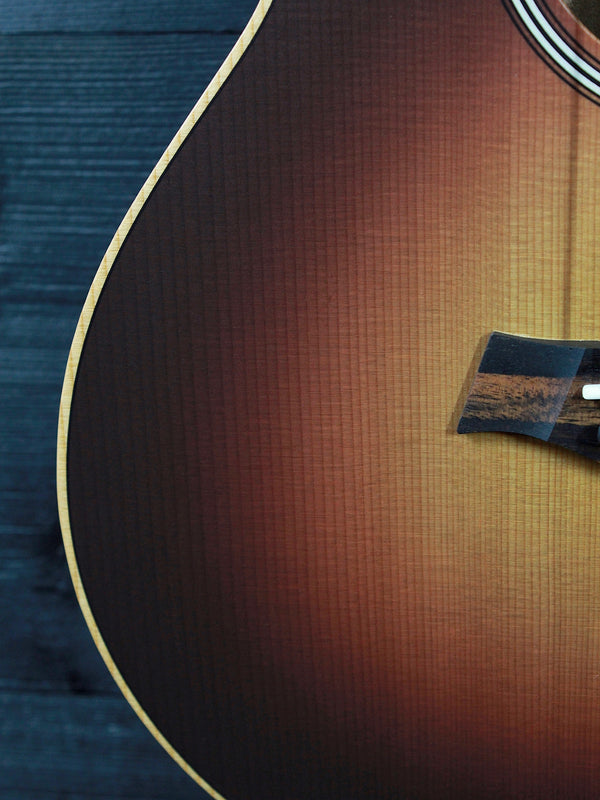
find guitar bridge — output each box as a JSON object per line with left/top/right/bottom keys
{"left": 458, "top": 332, "right": 600, "bottom": 461}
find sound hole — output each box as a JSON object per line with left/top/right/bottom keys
{"left": 565, "top": 0, "right": 600, "bottom": 39}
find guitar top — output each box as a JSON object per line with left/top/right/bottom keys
{"left": 58, "top": 1, "right": 600, "bottom": 797}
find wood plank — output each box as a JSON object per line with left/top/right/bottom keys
{"left": 0, "top": 690, "right": 201, "bottom": 798}
{"left": 0, "top": 0, "right": 256, "bottom": 34}
{"left": 0, "top": 528, "right": 114, "bottom": 693}
{"left": 0, "top": 32, "right": 244, "bottom": 282}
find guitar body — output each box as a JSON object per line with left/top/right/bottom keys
{"left": 58, "top": 1, "right": 600, "bottom": 797}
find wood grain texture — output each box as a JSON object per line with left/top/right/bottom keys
{"left": 0, "top": 0, "right": 251, "bottom": 33}
{"left": 0, "top": 690, "right": 202, "bottom": 799}
{"left": 462, "top": 373, "right": 572, "bottom": 422}
{"left": 59, "top": 1, "right": 600, "bottom": 799}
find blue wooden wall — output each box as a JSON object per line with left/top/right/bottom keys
{"left": 0, "top": 1, "right": 256, "bottom": 796}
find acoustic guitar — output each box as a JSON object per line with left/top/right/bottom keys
{"left": 57, "top": 0, "right": 600, "bottom": 797}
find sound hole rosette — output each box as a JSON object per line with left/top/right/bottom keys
{"left": 506, "top": 0, "right": 600, "bottom": 101}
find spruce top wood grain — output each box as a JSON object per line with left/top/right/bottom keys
{"left": 58, "top": 1, "right": 600, "bottom": 798}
